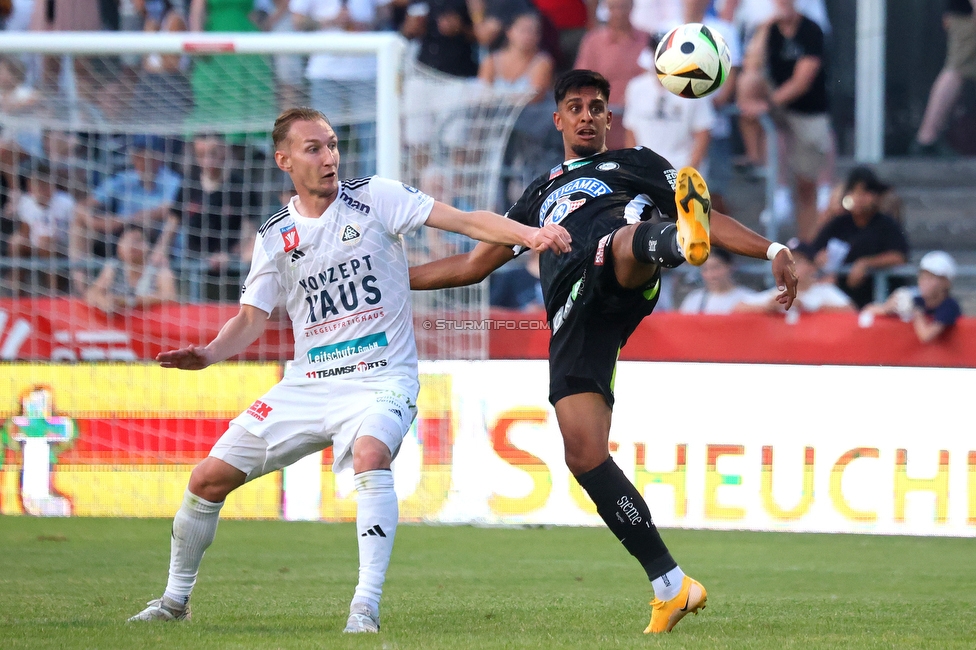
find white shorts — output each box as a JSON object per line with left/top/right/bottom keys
{"left": 212, "top": 376, "right": 418, "bottom": 481}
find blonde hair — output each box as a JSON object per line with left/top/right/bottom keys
{"left": 272, "top": 107, "right": 331, "bottom": 150}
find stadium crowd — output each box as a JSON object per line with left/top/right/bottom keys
{"left": 0, "top": 0, "right": 968, "bottom": 340}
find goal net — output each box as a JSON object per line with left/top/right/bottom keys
{"left": 0, "top": 32, "right": 532, "bottom": 518}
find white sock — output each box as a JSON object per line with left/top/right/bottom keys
{"left": 163, "top": 489, "right": 223, "bottom": 606}
{"left": 651, "top": 566, "right": 686, "bottom": 602}
{"left": 353, "top": 469, "right": 398, "bottom": 608}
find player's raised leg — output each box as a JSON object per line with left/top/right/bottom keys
{"left": 608, "top": 167, "right": 713, "bottom": 290}
{"left": 127, "top": 448, "right": 247, "bottom": 622}
{"left": 554, "top": 393, "right": 706, "bottom": 634}
{"left": 343, "top": 411, "right": 410, "bottom": 634}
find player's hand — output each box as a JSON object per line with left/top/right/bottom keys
{"left": 530, "top": 223, "right": 572, "bottom": 255}
{"left": 772, "top": 248, "right": 798, "bottom": 310}
{"left": 157, "top": 344, "right": 213, "bottom": 370}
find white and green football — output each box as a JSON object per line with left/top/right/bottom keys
{"left": 654, "top": 23, "right": 732, "bottom": 99}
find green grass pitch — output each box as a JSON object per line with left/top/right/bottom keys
{"left": 1, "top": 517, "right": 974, "bottom": 649}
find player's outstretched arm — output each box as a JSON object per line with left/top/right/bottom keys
{"left": 410, "top": 241, "right": 517, "bottom": 291}
{"left": 424, "top": 201, "right": 572, "bottom": 254}
{"left": 710, "top": 210, "right": 799, "bottom": 309}
{"left": 156, "top": 304, "right": 270, "bottom": 370}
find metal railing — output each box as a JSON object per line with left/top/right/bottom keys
{"left": 732, "top": 260, "right": 975, "bottom": 304}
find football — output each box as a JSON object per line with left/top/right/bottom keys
{"left": 654, "top": 23, "right": 732, "bottom": 99}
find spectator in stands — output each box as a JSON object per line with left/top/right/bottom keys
{"left": 860, "top": 251, "right": 961, "bottom": 343}
{"left": 131, "top": 1, "right": 194, "bottom": 123}
{"left": 2, "top": 0, "right": 34, "bottom": 32}
{"left": 679, "top": 248, "right": 758, "bottom": 314}
{"left": 469, "top": 0, "right": 559, "bottom": 59}
{"left": 815, "top": 172, "right": 904, "bottom": 236}
{"left": 910, "top": 0, "right": 976, "bottom": 156}
{"left": 684, "top": 0, "right": 741, "bottom": 215}
{"left": 722, "top": 0, "right": 831, "bottom": 41}
{"left": 623, "top": 33, "right": 715, "bottom": 171}
{"left": 479, "top": 11, "right": 557, "bottom": 188}
{"left": 489, "top": 250, "right": 543, "bottom": 310}
{"left": 736, "top": 239, "right": 853, "bottom": 314}
{"left": 85, "top": 224, "right": 178, "bottom": 313}
{"left": 292, "top": 0, "right": 390, "bottom": 177}
{"left": 0, "top": 55, "right": 42, "bottom": 194}
{"left": 737, "top": 0, "right": 833, "bottom": 243}
{"left": 573, "top": 0, "right": 647, "bottom": 151}
{"left": 29, "top": 0, "right": 106, "bottom": 92}
{"left": 401, "top": 0, "right": 480, "bottom": 167}
{"left": 254, "top": 0, "right": 303, "bottom": 109}
{"left": 69, "top": 134, "right": 182, "bottom": 292}
{"left": 7, "top": 159, "right": 75, "bottom": 295}
{"left": 187, "top": 0, "right": 276, "bottom": 143}
{"left": 629, "top": 0, "right": 682, "bottom": 37}
{"left": 402, "top": 0, "right": 479, "bottom": 78}
{"left": 811, "top": 166, "right": 909, "bottom": 309}
{"left": 157, "top": 132, "right": 262, "bottom": 301}
{"left": 478, "top": 11, "right": 554, "bottom": 102}
{"left": 532, "top": 0, "right": 596, "bottom": 70}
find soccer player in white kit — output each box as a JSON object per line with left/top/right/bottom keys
{"left": 128, "top": 107, "right": 571, "bottom": 632}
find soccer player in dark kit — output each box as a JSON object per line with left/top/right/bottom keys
{"left": 410, "top": 69, "right": 799, "bottom": 633}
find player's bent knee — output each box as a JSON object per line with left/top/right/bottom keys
{"left": 352, "top": 435, "right": 394, "bottom": 472}
{"left": 565, "top": 444, "right": 609, "bottom": 476}
{"left": 188, "top": 457, "right": 246, "bottom": 503}
{"left": 351, "top": 413, "right": 403, "bottom": 472}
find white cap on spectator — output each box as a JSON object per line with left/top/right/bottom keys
{"left": 919, "top": 251, "right": 957, "bottom": 280}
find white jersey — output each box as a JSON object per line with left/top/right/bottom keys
{"left": 241, "top": 176, "right": 434, "bottom": 384}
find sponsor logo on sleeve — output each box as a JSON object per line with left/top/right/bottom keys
{"left": 596, "top": 162, "right": 619, "bottom": 171}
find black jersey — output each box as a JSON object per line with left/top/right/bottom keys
{"left": 505, "top": 147, "right": 679, "bottom": 317}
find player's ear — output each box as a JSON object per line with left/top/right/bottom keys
{"left": 274, "top": 150, "right": 291, "bottom": 173}
{"left": 606, "top": 108, "right": 612, "bottom": 131}
{"left": 553, "top": 111, "right": 563, "bottom": 133}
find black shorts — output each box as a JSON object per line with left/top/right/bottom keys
{"left": 547, "top": 229, "right": 661, "bottom": 408}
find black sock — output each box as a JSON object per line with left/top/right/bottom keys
{"left": 631, "top": 221, "right": 684, "bottom": 268}
{"left": 575, "top": 457, "right": 677, "bottom": 580}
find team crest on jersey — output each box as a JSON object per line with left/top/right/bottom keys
{"left": 548, "top": 197, "right": 587, "bottom": 225}
{"left": 341, "top": 223, "right": 362, "bottom": 245}
{"left": 539, "top": 177, "right": 611, "bottom": 226}
{"left": 280, "top": 223, "right": 300, "bottom": 252}
{"left": 596, "top": 162, "right": 619, "bottom": 171}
